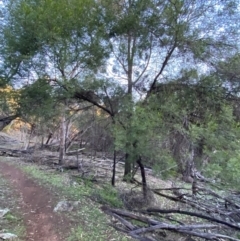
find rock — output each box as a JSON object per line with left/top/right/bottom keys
{"left": 0, "top": 233, "right": 18, "bottom": 240}
{"left": 53, "top": 201, "right": 80, "bottom": 212}
{"left": 0, "top": 209, "right": 10, "bottom": 218}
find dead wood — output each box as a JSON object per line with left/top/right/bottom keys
{"left": 152, "top": 189, "right": 233, "bottom": 216}
{"left": 101, "top": 206, "right": 159, "bottom": 225}
{"left": 111, "top": 213, "right": 137, "bottom": 231}
{"left": 103, "top": 206, "right": 240, "bottom": 241}
{"left": 103, "top": 178, "right": 240, "bottom": 241}
{"left": 0, "top": 147, "right": 33, "bottom": 157}
{"left": 65, "top": 148, "right": 85, "bottom": 156}
{"left": 130, "top": 223, "right": 217, "bottom": 235}
{"left": 145, "top": 208, "right": 240, "bottom": 231}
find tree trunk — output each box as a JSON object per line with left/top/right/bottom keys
{"left": 123, "top": 31, "right": 136, "bottom": 180}
{"left": 136, "top": 157, "right": 147, "bottom": 198}
{"left": 182, "top": 148, "right": 195, "bottom": 183}
{"left": 111, "top": 149, "right": 117, "bottom": 186}
{"left": 45, "top": 132, "right": 53, "bottom": 145}
{"left": 59, "top": 113, "right": 66, "bottom": 165}
{"left": 24, "top": 124, "right": 35, "bottom": 150}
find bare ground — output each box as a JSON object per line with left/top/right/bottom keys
{"left": 0, "top": 161, "right": 70, "bottom": 241}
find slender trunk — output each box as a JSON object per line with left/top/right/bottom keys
{"left": 41, "top": 136, "right": 44, "bottom": 148}
{"left": 66, "top": 130, "right": 83, "bottom": 152}
{"left": 123, "top": 32, "right": 136, "bottom": 179}
{"left": 127, "top": 34, "right": 133, "bottom": 95}
{"left": 59, "top": 114, "right": 66, "bottom": 165}
{"left": 182, "top": 147, "right": 195, "bottom": 183}
{"left": 25, "top": 124, "right": 35, "bottom": 150}
{"left": 45, "top": 132, "right": 53, "bottom": 145}
{"left": 136, "top": 157, "right": 147, "bottom": 198}
{"left": 111, "top": 149, "right": 117, "bottom": 186}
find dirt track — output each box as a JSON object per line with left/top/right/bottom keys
{"left": 0, "top": 161, "right": 69, "bottom": 241}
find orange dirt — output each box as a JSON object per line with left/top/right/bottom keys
{"left": 0, "top": 161, "right": 70, "bottom": 241}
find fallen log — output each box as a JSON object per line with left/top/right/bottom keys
{"left": 104, "top": 206, "right": 240, "bottom": 241}
{"left": 152, "top": 189, "right": 230, "bottom": 216}
{"left": 145, "top": 208, "right": 240, "bottom": 231}
{"left": 0, "top": 147, "right": 33, "bottom": 157}
{"left": 65, "top": 148, "right": 85, "bottom": 156}
{"left": 101, "top": 206, "right": 159, "bottom": 226}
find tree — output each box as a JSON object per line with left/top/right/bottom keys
{"left": 98, "top": 0, "right": 240, "bottom": 178}
{"left": 150, "top": 70, "right": 240, "bottom": 180}
{"left": 0, "top": 86, "right": 19, "bottom": 131}
{"left": 1, "top": 0, "right": 240, "bottom": 181}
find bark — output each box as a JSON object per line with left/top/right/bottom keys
{"left": 24, "top": 124, "right": 35, "bottom": 150}
{"left": 182, "top": 158, "right": 194, "bottom": 183}
{"left": 104, "top": 207, "right": 240, "bottom": 241}
{"left": 65, "top": 148, "right": 85, "bottom": 156}
{"left": 59, "top": 113, "right": 66, "bottom": 165}
{"left": 0, "top": 147, "right": 33, "bottom": 157}
{"left": 146, "top": 208, "right": 240, "bottom": 231}
{"left": 45, "top": 132, "right": 53, "bottom": 145}
{"left": 111, "top": 149, "right": 117, "bottom": 186}
{"left": 136, "top": 157, "right": 147, "bottom": 198}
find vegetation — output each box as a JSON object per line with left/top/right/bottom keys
{"left": 0, "top": 0, "right": 240, "bottom": 220}
{"left": 1, "top": 0, "right": 239, "bottom": 183}
{"left": 0, "top": 172, "right": 26, "bottom": 240}
{"left": 20, "top": 163, "right": 130, "bottom": 241}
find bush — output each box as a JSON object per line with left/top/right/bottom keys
{"left": 91, "top": 185, "right": 123, "bottom": 208}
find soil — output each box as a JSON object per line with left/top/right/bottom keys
{"left": 0, "top": 161, "right": 70, "bottom": 241}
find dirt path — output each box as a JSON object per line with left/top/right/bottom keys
{"left": 0, "top": 161, "right": 69, "bottom": 241}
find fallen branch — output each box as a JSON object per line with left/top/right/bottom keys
{"left": 104, "top": 206, "right": 240, "bottom": 241}
{"left": 152, "top": 189, "right": 230, "bottom": 216}
{"left": 130, "top": 223, "right": 217, "bottom": 235}
{"left": 0, "top": 147, "right": 33, "bottom": 157}
{"left": 101, "top": 206, "right": 159, "bottom": 225}
{"left": 65, "top": 148, "right": 85, "bottom": 156}
{"left": 145, "top": 208, "right": 240, "bottom": 231}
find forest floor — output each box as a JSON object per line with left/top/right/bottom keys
{"left": 0, "top": 132, "right": 133, "bottom": 241}
{"left": 0, "top": 161, "right": 70, "bottom": 241}
{"left": 1, "top": 131, "right": 240, "bottom": 241}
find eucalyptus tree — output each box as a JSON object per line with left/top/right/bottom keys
{"left": 1, "top": 0, "right": 110, "bottom": 162}
{"left": 98, "top": 0, "right": 240, "bottom": 179}
{"left": 1, "top": 0, "right": 240, "bottom": 179}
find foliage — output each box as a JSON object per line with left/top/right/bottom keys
{"left": 18, "top": 79, "right": 57, "bottom": 121}
{"left": 2, "top": 0, "right": 110, "bottom": 82}
{"left": 204, "top": 148, "right": 240, "bottom": 189}
{"left": 1, "top": 0, "right": 240, "bottom": 181}
{"left": 91, "top": 185, "right": 123, "bottom": 208}
{"left": 152, "top": 150, "right": 177, "bottom": 179}
{"left": 0, "top": 86, "right": 19, "bottom": 116}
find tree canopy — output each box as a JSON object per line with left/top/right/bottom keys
{"left": 1, "top": 0, "right": 240, "bottom": 183}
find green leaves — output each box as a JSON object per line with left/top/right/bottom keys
{"left": 18, "top": 78, "right": 57, "bottom": 122}
{"left": 1, "top": 0, "right": 240, "bottom": 183}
